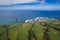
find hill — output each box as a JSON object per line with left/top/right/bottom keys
{"left": 0, "top": 19, "right": 60, "bottom": 40}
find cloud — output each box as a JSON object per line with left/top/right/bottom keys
{"left": 0, "top": 4, "right": 60, "bottom": 10}
{"left": 38, "top": 0, "right": 45, "bottom": 4}
{"left": 0, "top": 0, "right": 11, "bottom": 5}
{"left": 0, "top": 0, "right": 46, "bottom": 5}
{"left": 13, "top": 0, "right": 36, "bottom": 4}
{"left": 0, "top": 0, "right": 36, "bottom": 5}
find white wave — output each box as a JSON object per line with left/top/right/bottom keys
{"left": 25, "top": 19, "right": 34, "bottom": 22}
{"left": 25, "top": 17, "right": 56, "bottom": 22}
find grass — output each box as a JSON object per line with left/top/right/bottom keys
{"left": 0, "top": 33, "right": 7, "bottom": 40}
{"left": 0, "top": 26, "right": 7, "bottom": 40}
{"left": 0, "top": 22, "right": 60, "bottom": 40}
{"left": 48, "top": 28, "right": 60, "bottom": 40}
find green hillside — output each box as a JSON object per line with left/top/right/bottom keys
{"left": 0, "top": 21, "right": 60, "bottom": 40}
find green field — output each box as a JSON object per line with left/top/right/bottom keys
{"left": 0, "top": 22, "right": 60, "bottom": 40}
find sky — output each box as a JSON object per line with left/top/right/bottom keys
{"left": 0, "top": 0, "right": 38, "bottom": 5}
{"left": 0, "top": 0, "right": 60, "bottom": 10}
{"left": 0, "top": 0, "right": 60, "bottom": 5}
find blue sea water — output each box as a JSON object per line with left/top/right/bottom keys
{"left": 0, "top": 10, "right": 60, "bottom": 25}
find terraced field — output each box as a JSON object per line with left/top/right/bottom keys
{"left": 0, "top": 22, "right": 60, "bottom": 40}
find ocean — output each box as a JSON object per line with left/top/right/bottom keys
{"left": 0, "top": 10, "right": 60, "bottom": 25}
